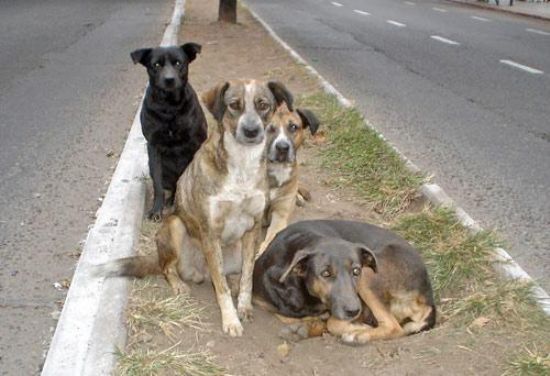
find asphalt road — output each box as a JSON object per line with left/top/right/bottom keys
{"left": 0, "top": 0, "right": 172, "bottom": 374}
{"left": 246, "top": 0, "right": 550, "bottom": 290}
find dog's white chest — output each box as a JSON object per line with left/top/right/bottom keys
{"left": 209, "top": 136, "right": 266, "bottom": 244}
{"left": 268, "top": 164, "right": 292, "bottom": 188}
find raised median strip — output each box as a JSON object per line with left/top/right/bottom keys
{"left": 40, "top": 1, "right": 186, "bottom": 375}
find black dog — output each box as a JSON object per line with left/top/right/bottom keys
{"left": 131, "top": 43, "right": 207, "bottom": 221}
{"left": 253, "top": 220, "right": 435, "bottom": 344}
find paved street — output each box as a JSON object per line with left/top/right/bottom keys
{"left": 0, "top": 0, "right": 172, "bottom": 374}
{"left": 246, "top": 0, "right": 550, "bottom": 290}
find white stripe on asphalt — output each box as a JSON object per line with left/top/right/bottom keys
{"left": 432, "top": 7, "right": 448, "bottom": 12}
{"left": 405, "top": 1, "right": 416, "bottom": 5}
{"left": 499, "top": 60, "right": 544, "bottom": 74}
{"left": 331, "top": 1, "right": 343, "bottom": 6}
{"left": 353, "top": 9, "right": 371, "bottom": 16}
{"left": 387, "top": 20, "right": 407, "bottom": 27}
{"left": 430, "top": 35, "right": 460, "bottom": 45}
{"left": 471, "top": 15, "right": 490, "bottom": 22}
{"left": 526, "top": 28, "right": 550, "bottom": 36}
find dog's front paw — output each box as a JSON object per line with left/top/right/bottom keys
{"left": 237, "top": 304, "right": 254, "bottom": 322}
{"left": 222, "top": 317, "right": 244, "bottom": 337}
{"left": 341, "top": 331, "right": 369, "bottom": 346}
{"left": 170, "top": 280, "right": 190, "bottom": 295}
{"left": 147, "top": 208, "right": 163, "bottom": 222}
{"left": 279, "top": 323, "right": 309, "bottom": 342}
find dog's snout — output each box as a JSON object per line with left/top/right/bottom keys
{"left": 243, "top": 125, "right": 260, "bottom": 139}
{"left": 164, "top": 77, "right": 176, "bottom": 86}
{"left": 275, "top": 141, "right": 290, "bottom": 154}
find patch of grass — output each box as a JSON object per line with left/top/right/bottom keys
{"left": 116, "top": 344, "right": 225, "bottom": 376}
{"left": 392, "top": 207, "right": 498, "bottom": 298}
{"left": 297, "top": 92, "right": 424, "bottom": 217}
{"left": 505, "top": 345, "right": 550, "bottom": 376}
{"left": 128, "top": 281, "right": 206, "bottom": 338}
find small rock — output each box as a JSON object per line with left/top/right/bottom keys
{"left": 206, "top": 340, "right": 216, "bottom": 348}
{"left": 470, "top": 316, "right": 490, "bottom": 329}
{"left": 277, "top": 342, "right": 290, "bottom": 358}
{"left": 50, "top": 310, "right": 61, "bottom": 320}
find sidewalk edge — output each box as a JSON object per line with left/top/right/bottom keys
{"left": 244, "top": 1, "right": 550, "bottom": 316}
{"left": 40, "top": 1, "right": 186, "bottom": 375}
{"left": 445, "top": 0, "right": 550, "bottom": 22}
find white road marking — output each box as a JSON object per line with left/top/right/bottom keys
{"left": 387, "top": 20, "right": 407, "bottom": 28}
{"left": 353, "top": 9, "right": 371, "bottom": 16}
{"left": 432, "top": 7, "right": 448, "bottom": 12}
{"left": 430, "top": 35, "right": 460, "bottom": 45}
{"left": 405, "top": 1, "right": 416, "bottom": 5}
{"left": 471, "top": 15, "right": 490, "bottom": 22}
{"left": 331, "top": 1, "right": 343, "bottom": 7}
{"left": 499, "top": 60, "right": 544, "bottom": 74}
{"left": 526, "top": 28, "right": 550, "bottom": 36}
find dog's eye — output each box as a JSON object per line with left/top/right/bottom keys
{"left": 321, "top": 270, "right": 331, "bottom": 278}
{"left": 352, "top": 267, "right": 361, "bottom": 277}
{"left": 257, "top": 101, "right": 270, "bottom": 112}
{"left": 174, "top": 60, "right": 182, "bottom": 67}
{"left": 267, "top": 124, "right": 276, "bottom": 133}
{"left": 228, "top": 100, "right": 241, "bottom": 111}
{"left": 153, "top": 62, "right": 162, "bottom": 69}
{"left": 288, "top": 123, "right": 299, "bottom": 133}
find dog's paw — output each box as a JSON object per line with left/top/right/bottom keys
{"left": 222, "top": 317, "right": 244, "bottom": 337}
{"left": 341, "top": 331, "right": 369, "bottom": 346}
{"left": 279, "top": 323, "right": 309, "bottom": 342}
{"left": 170, "top": 280, "right": 190, "bottom": 295}
{"left": 237, "top": 304, "right": 254, "bottom": 322}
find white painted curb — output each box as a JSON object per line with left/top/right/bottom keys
{"left": 40, "top": 1, "right": 187, "bottom": 375}
{"left": 244, "top": 2, "right": 550, "bottom": 316}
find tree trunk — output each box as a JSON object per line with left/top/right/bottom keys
{"left": 218, "top": 0, "right": 237, "bottom": 23}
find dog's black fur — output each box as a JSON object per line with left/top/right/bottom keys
{"left": 131, "top": 43, "right": 207, "bottom": 220}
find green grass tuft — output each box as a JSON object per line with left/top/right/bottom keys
{"left": 505, "top": 345, "right": 550, "bottom": 376}
{"left": 298, "top": 92, "right": 424, "bottom": 217}
{"left": 116, "top": 345, "right": 225, "bottom": 376}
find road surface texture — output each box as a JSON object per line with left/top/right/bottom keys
{"left": 0, "top": 0, "right": 172, "bottom": 374}
{"left": 246, "top": 0, "right": 550, "bottom": 290}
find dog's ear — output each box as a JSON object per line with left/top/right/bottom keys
{"left": 297, "top": 108, "right": 320, "bottom": 135}
{"left": 202, "top": 82, "right": 230, "bottom": 122}
{"left": 181, "top": 42, "right": 202, "bottom": 63}
{"left": 279, "top": 248, "right": 315, "bottom": 283}
{"left": 130, "top": 48, "right": 152, "bottom": 66}
{"left": 268, "top": 81, "right": 294, "bottom": 112}
{"left": 357, "top": 245, "right": 377, "bottom": 272}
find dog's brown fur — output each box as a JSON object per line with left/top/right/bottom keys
{"left": 258, "top": 105, "right": 319, "bottom": 256}
{"left": 98, "top": 79, "right": 293, "bottom": 337}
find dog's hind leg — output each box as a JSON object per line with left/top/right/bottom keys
{"left": 238, "top": 222, "right": 262, "bottom": 321}
{"left": 202, "top": 235, "right": 243, "bottom": 337}
{"left": 156, "top": 215, "right": 190, "bottom": 294}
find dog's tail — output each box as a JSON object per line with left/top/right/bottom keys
{"left": 92, "top": 255, "right": 162, "bottom": 279}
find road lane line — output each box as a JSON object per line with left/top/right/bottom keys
{"left": 430, "top": 35, "right": 460, "bottom": 45}
{"left": 526, "top": 28, "right": 550, "bottom": 36}
{"left": 331, "top": 1, "right": 343, "bottom": 7}
{"left": 432, "top": 7, "right": 448, "bottom": 12}
{"left": 471, "top": 15, "right": 490, "bottom": 22}
{"left": 353, "top": 9, "right": 371, "bottom": 16}
{"left": 499, "top": 60, "right": 544, "bottom": 74}
{"left": 405, "top": 1, "right": 416, "bottom": 5}
{"left": 387, "top": 20, "right": 407, "bottom": 27}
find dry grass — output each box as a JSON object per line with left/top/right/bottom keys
{"left": 505, "top": 345, "right": 550, "bottom": 376}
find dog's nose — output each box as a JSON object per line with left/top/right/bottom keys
{"left": 275, "top": 141, "right": 290, "bottom": 154}
{"left": 164, "top": 77, "right": 175, "bottom": 86}
{"left": 345, "top": 308, "right": 360, "bottom": 319}
{"left": 243, "top": 125, "right": 260, "bottom": 139}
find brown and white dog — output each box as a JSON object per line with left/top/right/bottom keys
{"left": 258, "top": 104, "right": 320, "bottom": 256}
{"left": 98, "top": 79, "right": 293, "bottom": 337}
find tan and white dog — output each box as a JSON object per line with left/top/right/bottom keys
{"left": 259, "top": 104, "right": 320, "bottom": 256}
{"left": 98, "top": 79, "right": 293, "bottom": 337}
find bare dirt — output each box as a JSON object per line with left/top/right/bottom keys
{"left": 121, "top": 0, "right": 535, "bottom": 374}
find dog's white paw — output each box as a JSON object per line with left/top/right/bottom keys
{"left": 237, "top": 303, "right": 254, "bottom": 322}
{"left": 222, "top": 317, "right": 244, "bottom": 337}
{"left": 341, "top": 331, "right": 369, "bottom": 346}
{"left": 170, "top": 280, "right": 190, "bottom": 295}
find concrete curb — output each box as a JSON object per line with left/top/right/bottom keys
{"left": 40, "top": 1, "right": 186, "bottom": 375}
{"left": 244, "top": 2, "right": 550, "bottom": 316}
{"left": 445, "top": 0, "right": 550, "bottom": 21}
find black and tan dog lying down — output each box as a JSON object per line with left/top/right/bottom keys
{"left": 253, "top": 220, "right": 436, "bottom": 345}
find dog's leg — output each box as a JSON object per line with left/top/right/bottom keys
{"left": 327, "top": 317, "right": 373, "bottom": 338}
{"left": 202, "top": 236, "right": 243, "bottom": 337}
{"left": 238, "top": 222, "right": 262, "bottom": 321}
{"left": 156, "top": 215, "right": 190, "bottom": 294}
{"left": 148, "top": 144, "right": 164, "bottom": 221}
{"left": 257, "top": 204, "right": 292, "bottom": 257}
{"left": 277, "top": 315, "right": 328, "bottom": 341}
